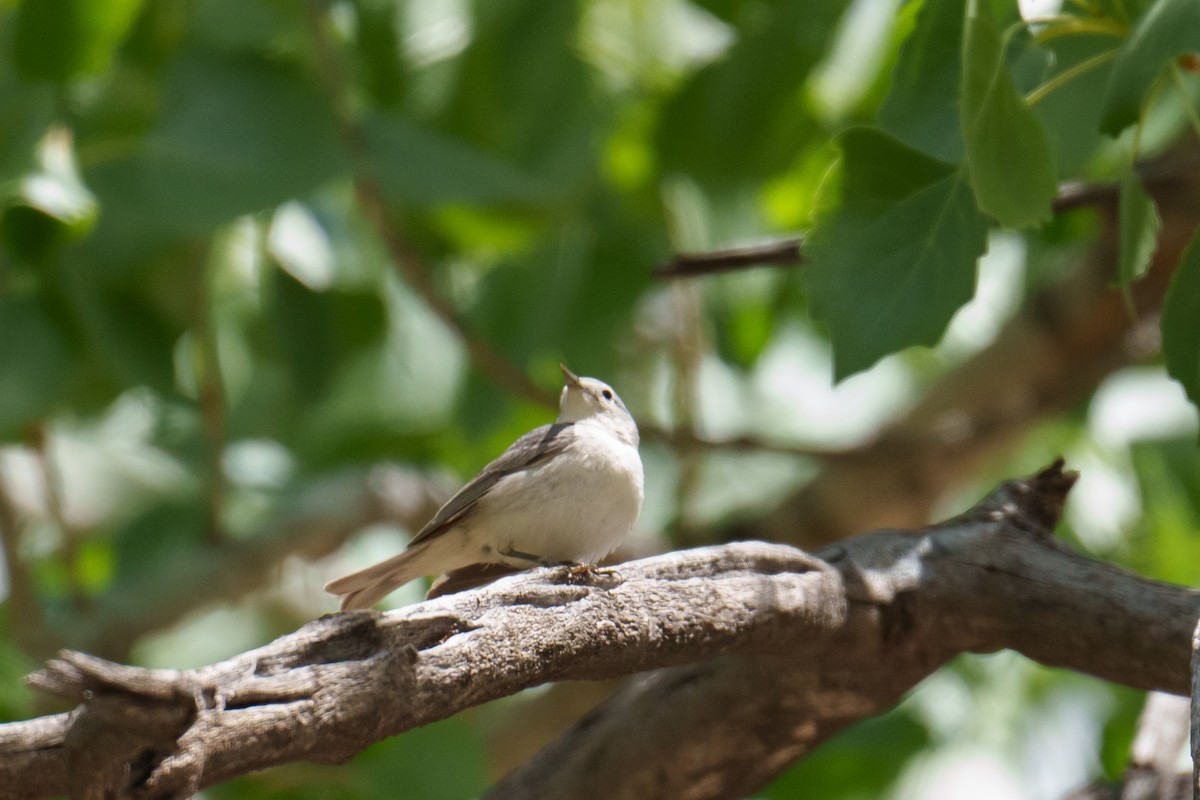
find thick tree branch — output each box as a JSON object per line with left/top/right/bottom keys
{"left": 3, "top": 464, "right": 1200, "bottom": 798}
{"left": 490, "top": 463, "right": 1200, "bottom": 798}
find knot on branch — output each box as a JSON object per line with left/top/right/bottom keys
{"left": 972, "top": 459, "right": 1078, "bottom": 535}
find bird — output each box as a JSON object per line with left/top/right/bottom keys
{"left": 325, "top": 365, "right": 644, "bottom": 610}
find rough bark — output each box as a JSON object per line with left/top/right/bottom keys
{"left": 2, "top": 463, "right": 1199, "bottom": 799}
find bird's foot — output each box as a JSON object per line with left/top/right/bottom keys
{"left": 498, "top": 550, "right": 622, "bottom": 587}
{"left": 559, "top": 561, "right": 621, "bottom": 586}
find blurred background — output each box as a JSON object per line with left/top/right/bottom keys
{"left": 1, "top": 0, "right": 1199, "bottom": 797}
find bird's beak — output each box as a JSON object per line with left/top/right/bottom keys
{"left": 560, "top": 364, "right": 582, "bottom": 387}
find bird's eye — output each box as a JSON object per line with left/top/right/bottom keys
{"left": 602, "top": 389, "right": 613, "bottom": 401}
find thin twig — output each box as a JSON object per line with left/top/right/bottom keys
{"left": 655, "top": 173, "right": 1180, "bottom": 282}
{"left": 654, "top": 238, "right": 805, "bottom": 279}
{"left": 306, "top": 1, "right": 556, "bottom": 409}
{"left": 639, "top": 425, "right": 835, "bottom": 459}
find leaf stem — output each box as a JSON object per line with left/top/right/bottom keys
{"left": 1026, "top": 49, "right": 1119, "bottom": 107}
{"left": 1027, "top": 15, "right": 1126, "bottom": 42}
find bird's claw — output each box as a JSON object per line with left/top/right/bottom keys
{"left": 559, "top": 562, "right": 621, "bottom": 586}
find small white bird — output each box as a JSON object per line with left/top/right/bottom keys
{"left": 325, "top": 365, "right": 644, "bottom": 610}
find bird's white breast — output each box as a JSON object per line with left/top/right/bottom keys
{"left": 467, "top": 419, "right": 644, "bottom": 565}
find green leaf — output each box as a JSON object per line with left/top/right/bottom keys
{"left": 1130, "top": 438, "right": 1200, "bottom": 584}
{"left": 877, "top": 0, "right": 966, "bottom": 162}
{"left": 1100, "top": 0, "right": 1200, "bottom": 135}
{"left": 1032, "top": 34, "right": 1116, "bottom": 177}
{"left": 0, "top": 205, "right": 74, "bottom": 261}
{"left": 57, "top": 267, "right": 180, "bottom": 397}
{"left": 351, "top": 0, "right": 407, "bottom": 108}
{"left": 0, "top": 79, "right": 53, "bottom": 181}
{"left": 188, "top": 0, "right": 292, "bottom": 54}
{"left": 469, "top": 202, "right": 659, "bottom": 370}
{"left": 364, "top": 114, "right": 545, "bottom": 206}
{"left": 655, "top": 0, "right": 849, "bottom": 185}
{"left": 14, "top": 0, "right": 145, "bottom": 81}
{"left": 435, "top": 0, "right": 596, "bottom": 195}
{"left": 960, "top": 0, "right": 1057, "bottom": 227}
{"left": 267, "top": 270, "right": 389, "bottom": 403}
{"left": 1161, "top": 230, "right": 1200, "bottom": 415}
{"left": 84, "top": 52, "right": 345, "bottom": 236}
{"left": 806, "top": 128, "right": 991, "bottom": 379}
{"left": 0, "top": 298, "right": 74, "bottom": 437}
{"left": 1116, "top": 172, "right": 1160, "bottom": 309}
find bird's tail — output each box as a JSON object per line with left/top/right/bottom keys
{"left": 324, "top": 542, "right": 435, "bottom": 611}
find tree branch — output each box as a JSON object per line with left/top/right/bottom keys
{"left": 654, "top": 238, "right": 805, "bottom": 279}
{"left": 487, "top": 464, "right": 1200, "bottom": 799}
{"left": 650, "top": 151, "right": 1187, "bottom": 282}
{"left": 4, "top": 464, "right": 1200, "bottom": 798}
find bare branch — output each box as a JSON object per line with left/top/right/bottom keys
{"left": 654, "top": 238, "right": 805, "bottom": 279}
{"left": 651, "top": 152, "right": 1193, "bottom": 282}
{"left": 4, "top": 464, "right": 1200, "bottom": 798}
{"left": 639, "top": 424, "right": 835, "bottom": 460}
{"left": 490, "top": 464, "right": 1200, "bottom": 799}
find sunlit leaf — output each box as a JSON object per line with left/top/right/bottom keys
{"left": 806, "top": 128, "right": 990, "bottom": 379}
{"left": 960, "top": 0, "right": 1057, "bottom": 227}
{"left": 14, "top": 0, "right": 144, "bottom": 81}
{"left": 1130, "top": 438, "right": 1200, "bottom": 584}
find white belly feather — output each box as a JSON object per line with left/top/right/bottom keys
{"left": 464, "top": 419, "right": 644, "bottom": 565}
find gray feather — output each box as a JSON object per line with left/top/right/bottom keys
{"left": 406, "top": 422, "right": 575, "bottom": 547}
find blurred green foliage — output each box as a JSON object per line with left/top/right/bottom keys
{"left": 1, "top": 0, "right": 1199, "bottom": 796}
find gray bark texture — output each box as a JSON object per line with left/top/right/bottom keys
{"left": 1, "top": 462, "right": 1198, "bottom": 799}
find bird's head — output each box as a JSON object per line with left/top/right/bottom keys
{"left": 556, "top": 364, "right": 638, "bottom": 445}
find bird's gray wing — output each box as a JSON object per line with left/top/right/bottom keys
{"left": 407, "top": 422, "right": 574, "bottom": 547}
